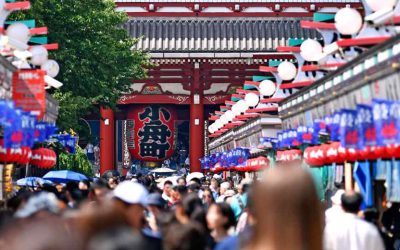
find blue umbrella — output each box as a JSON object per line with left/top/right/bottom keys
{"left": 43, "top": 170, "right": 88, "bottom": 183}
{"left": 16, "top": 177, "right": 52, "bottom": 187}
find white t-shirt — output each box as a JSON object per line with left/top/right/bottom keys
{"left": 324, "top": 213, "right": 385, "bottom": 250}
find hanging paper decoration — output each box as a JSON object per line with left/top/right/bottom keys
{"left": 356, "top": 104, "right": 376, "bottom": 149}
{"left": 330, "top": 112, "right": 341, "bottom": 141}
{"left": 34, "top": 122, "right": 47, "bottom": 143}
{"left": 3, "top": 106, "right": 23, "bottom": 149}
{"left": 339, "top": 109, "right": 358, "bottom": 148}
{"left": 373, "top": 99, "right": 400, "bottom": 146}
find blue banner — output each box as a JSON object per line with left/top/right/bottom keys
{"left": 339, "top": 109, "right": 358, "bottom": 148}
{"left": 373, "top": 99, "right": 399, "bottom": 146}
{"left": 356, "top": 104, "right": 376, "bottom": 149}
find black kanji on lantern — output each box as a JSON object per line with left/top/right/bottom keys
{"left": 138, "top": 106, "right": 172, "bottom": 159}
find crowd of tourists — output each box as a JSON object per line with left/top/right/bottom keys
{"left": 0, "top": 164, "right": 398, "bottom": 250}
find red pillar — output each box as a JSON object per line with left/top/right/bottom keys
{"left": 189, "top": 62, "right": 204, "bottom": 173}
{"left": 100, "top": 107, "right": 115, "bottom": 175}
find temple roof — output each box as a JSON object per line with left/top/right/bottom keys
{"left": 126, "top": 18, "right": 320, "bottom": 52}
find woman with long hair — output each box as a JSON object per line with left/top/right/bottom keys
{"left": 202, "top": 187, "right": 215, "bottom": 210}
{"left": 244, "top": 165, "right": 324, "bottom": 250}
{"left": 206, "top": 203, "right": 236, "bottom": 243}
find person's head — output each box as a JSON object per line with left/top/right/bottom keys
{"left": 341, "top": 191, "right": 363, "bottom": 214}
{"left": 112, "top": 181, "right": 149, "bottom": 229}
{"left": 177, "top": 177, "right": 186, "bottom": 186}
{"left": 202, "top": 187, "right": 215, "bottom": 205}
{"left": 90, "top": 179, "right": 110, "bottom": 202}
{"left": 171, "top": 185, "right": 188, "bottom": 202}
{"left": 107, "top": 177, "right": 118, "bottom": 190}
{"left": 206, "top": 203, "right": 236, "bottom": 232}
{"left": 210, "top": 178, "right": 220, "bottom": 190}
{"left": 163, "top": 222, "right": 206, "bottom": 250}
{"left": 219, "top": 182, "right": 230, "bottom": 195}
{"left": 247, "top": 165, "right": 323, "bottom": 250}
{"left": 79, "top": 180, "right": 90, "bottom": 191}
{"left": 188, "top": 183, "right": 201, "bottom": 194}
{"left": 146, "top": 192, "right": 167, "bottom": 216}
{"left": 163, "top": 180, "right": 173, "bottom": 196}
{"left": 66, "top": 182, "right": 85, "bottom": 205}
{"left": 189, "top": 178, "right": 201, "bottom": 186}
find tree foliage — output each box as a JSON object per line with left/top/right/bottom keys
{"left": 12, "top": 0, "right": 149, "bottom": 134}
{"left": 57, "top": 146, "right": 93, "bottom": 177}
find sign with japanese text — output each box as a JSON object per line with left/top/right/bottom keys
{"left": 356, "top": 104, "right": 376, "bottom": 148}
{"left": 373, "top": 99, "right": 400, "bottom": 146}
{"left": 339, "top": 109, "right": 358, "bottom": 148}
{"left": 127, "top": 105, "right": 176, "bottom": 162}
{"left": 12, "top": 69, "right": 46, "bottom": 119}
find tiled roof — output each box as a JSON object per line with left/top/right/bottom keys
{"left": 126, "top": 18, "right": 321, "bottom": 52}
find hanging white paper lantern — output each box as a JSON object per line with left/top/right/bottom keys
{"left": 277, "top": 61, "right": 297, "bottom": 81}
{"left": 215, "top": 120, "right": 223, "bottom": 129}
{"left": 335, "top": 8, "right": 363, "bottom": 35}
{"left": 220, "top": 114, "right": 228, "bottom": 125}
{"left": 300, "top": 39, "right": 323, "bottom": 62}
{"left": 6, "top": 22, "right": 30, "bottom": 45}
{"left": 41, "top": 60, "right": 60, "bottom": 78}
{"left": 225, "top": 110, "right": 235, "bottom": 122}
{"left": 29, "top": 46, "right": 48, "bottom": 66}
{"left": 231, "top": 103, "right": 240, "bottom": 115}
{"left": 208, "top": 126, "right": 214, "bottom": 134}
{"left": 236, "top": 100, "right": 249, "bottom": 113}
{"left": 259, "top": 80, "right": 277, "bottom": 96}
{"left": 244, "top": 92, "right": 259, "bottom": 108}
{"left": 365, "top": 0, "right": 396, "bottom": 12}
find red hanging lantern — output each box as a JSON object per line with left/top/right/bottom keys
{"left": 357, "top": 147, "right": 371, "bottom": 161}
{"left": 386, "top": 144, "right": 400, "bottom": 159}
{"left": 303, "top": 147, "right": 312, "bottom": 165}
{"left": 346, "top": 148, "right": 358, "bottom": 162}
{"left": 290, "top": 150, "right": 302, "bottom": 161}
{"left": 30, "top": 148, "right": 44, "bottom": 167}
{"left": 337, "top": 143, "right": 348, "bottom": 163}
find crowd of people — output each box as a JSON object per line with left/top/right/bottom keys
{"left": 0, "top": 165, "right": 398, "bottom": 250}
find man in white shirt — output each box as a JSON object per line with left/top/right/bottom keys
{"left": 325, "top": 189, "right": 345, "bottom": 224}
{"left": 324, "top": 191, "right": 385, "bottom": 250}
{"left": 216, "top": 182, "right": 231, "bottom": 203}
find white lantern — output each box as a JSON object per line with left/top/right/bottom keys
{"left": 220, "top": 114, "right": 228, "bottom": 125}
{"left": 365, "top": 0, "right": 396, "bottom": 12}
{"left": 231, "top": 103, "right": 241, "bottom": 115}
{"left": 29, "top": 46, "right": 48, "bottom": 66}
{"left": 277, "top": 61, "right": 297, "bottom": 81}
{"left": 215, "top": 120, "right": 223, "bottom": 129}
{"left": 225, "top": 110, "right": 235, "bottom": 122}
{"left": 208, "top": 126, "right": 214, "bottom": 134}
{"left": 335, "top": 8, "right": 363, "bottom": 35}
{"left": 41, "top": 60, "right": 60, "bottom": 78}
{"left": 300, "top": 39, "right": 323, "bottom": 62}
{"left": 244, "top": 92, "right": 259, "bottom": 107}
{"left": 6, "top": 22, "right": 30, "bottom": 45}
{"left": 236, "top": 100, "right": 249, "bottom": 113}
{"left": 259, "top": 80, "right": 276, "bottom": 96}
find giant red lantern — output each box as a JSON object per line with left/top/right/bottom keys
{"left": 127, "top": 105, "right": 176, "bottom": 162}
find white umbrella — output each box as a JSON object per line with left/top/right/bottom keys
{"left": 186, "top": 172, "right": 204, "bottom": 182}
{"left": 150, "top": 167, "right": 176, "bottom": 174}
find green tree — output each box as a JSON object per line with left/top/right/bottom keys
{"left": 12, "top": 0, "right": 148, "bottom": 136}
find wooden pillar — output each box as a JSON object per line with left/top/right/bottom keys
{"left": 100, "top": 107, "right": 115, "bottom": 175}
{"left": 189, "top": 62, "right": 204, "bottom": 173}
